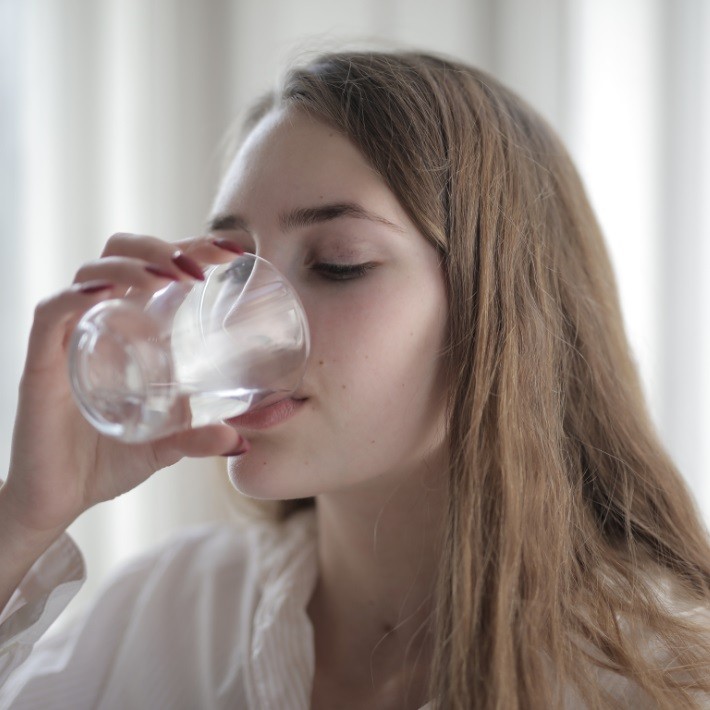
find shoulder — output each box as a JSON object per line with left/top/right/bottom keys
{"left": 0, "top": 509, "right": 318, "bottom": 706}
{"left": 148, "top": 506, "right": 317, "bottom": 576}
{"left": 102, "top": 506, "right": 318, "bottom": 612}
{"left": 53, "top": 506, "right": 320, "bottom": 663}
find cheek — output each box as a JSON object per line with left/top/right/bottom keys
{"left": 227, "top": 281, "right": 448, "bottom": 500}
{"left": 309, "top": 283, "right": 447, "bottom": 436}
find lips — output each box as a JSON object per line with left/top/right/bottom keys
{"left": 225, "top": 397, "right": 307, "bottom": 430}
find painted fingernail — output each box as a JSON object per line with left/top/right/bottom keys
{"left": 171, "top": 250, "right": 205, "bottom": 280}
{"left": 77, "top": 281, "right": 114, "bottom": 294}
{"left": 211, "top": 238, "right": 244, "bottom": 255}
{"left": 145, "top": 264, "right": 179, "bottom": 280}
{"left": 220, "top": 437, "right": 250, "bottom": 457}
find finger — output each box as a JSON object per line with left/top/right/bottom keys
{"left": 73, "top": 256, "right": 184, "bottom": 289}
{"left": 101, "top": 232, "right": 183, "bottom": 262}
{"left": 25, "top": 282, "right": 116, "bottom": 373}
{"left": 98, "top": 233, "right": 201, "bottom": 279}
{"left": 174, "top": 235, "right": 246, "bottom": 264}
{"left": 102, "top": 232, "right": 245, "bottom": 273}
{"left": 156, "top": 424, "right": 250, "bottom": 460}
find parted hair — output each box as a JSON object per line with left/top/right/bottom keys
{"left": 224, "top": 50, "right": 710, "bottom": 709}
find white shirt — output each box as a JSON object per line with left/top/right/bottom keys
{"left": 0, "top": 507, "right": 435, "bottom": 710}
{"left": 0, "top": 505, "right": 707, "bottom": 709}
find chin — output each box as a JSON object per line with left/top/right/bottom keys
{"left": 226, "top": 455, "right": 315, "bottom": 502}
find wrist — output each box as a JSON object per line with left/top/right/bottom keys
{"left": 0, "top": 484, "right": 69, "bottom": 556}
{"left": 0, "top": 484, "right": 71, "bottom": 615}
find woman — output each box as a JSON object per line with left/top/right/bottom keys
{"left": 1, "top": 50, "right": 709, "bottom": 709}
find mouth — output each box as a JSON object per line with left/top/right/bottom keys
{"left": 225, "top": 396, "right": 307, "bottom": 431}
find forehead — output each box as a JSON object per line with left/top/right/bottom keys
{"left": 212, "top": 108, "right": 388, "bottom": 213}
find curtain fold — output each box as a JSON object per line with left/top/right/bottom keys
{"left": 657, "top": 0, "right": 709, "bottom": 507}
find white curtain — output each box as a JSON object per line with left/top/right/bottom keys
{"left": 1, "top": 0, "right": 708, "bottom": 633}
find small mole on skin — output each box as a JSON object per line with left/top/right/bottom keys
{"left": 341, "top": 384, "right": 346, "bottom": 390}
{"left": 318, "top": 360, "right": 324, "bottom": 366}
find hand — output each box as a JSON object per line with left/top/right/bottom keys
{"left": 1, "top": 233, "right": 246, "bottom": 536}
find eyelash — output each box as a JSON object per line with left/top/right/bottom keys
{"left": 311, "top": 262, "right": 375, "bottom": 281}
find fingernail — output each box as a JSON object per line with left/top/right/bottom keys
{"left": 171, "top": 251, "right": 205, "bottom": 280}
{"left": 77, "top": 280, "right": 114, "bottom": 294}
{"left": 220, "top": 437, "right": 250, "bottom": 457}
{"left": 145, "top": 264, "right": 179, "bottom": 280}
{"left": 211, "top": 238, "right": 244, "bottom": 255}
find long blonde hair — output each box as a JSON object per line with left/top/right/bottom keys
{"left": 225, "top": 51, "right": 710, "bottom": 708}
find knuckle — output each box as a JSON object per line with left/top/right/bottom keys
{"left": 33, "top": 293, "right": 57, "bottom": 319}
{"left": 72, "top": 264, "right": 92, "bottom": 282}
{"left": 103, "top": 232, "right": 134, "bottom": 256}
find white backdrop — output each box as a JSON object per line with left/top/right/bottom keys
{"left": 1, "top": 0, "right": 708, "bottom": 632}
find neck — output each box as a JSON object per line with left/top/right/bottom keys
{"left": 306, "top": 456, "right": 446, "bottom": 697}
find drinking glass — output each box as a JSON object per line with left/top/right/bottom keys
{"left": 68, "top": 253, "right": 310, "bottom": 442}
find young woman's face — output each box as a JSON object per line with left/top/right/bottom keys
{"left": 209, "top": 109, "right": 448, "bottom": 500}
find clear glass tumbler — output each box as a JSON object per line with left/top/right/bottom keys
{"left": 68, "top": 253, "right": 310, "bottom": 442}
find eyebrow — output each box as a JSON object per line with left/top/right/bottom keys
{"left": 205, "top": 201, "right": 405, "bottom": 234}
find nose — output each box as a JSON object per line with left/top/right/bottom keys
{"left": 239, "top": 239, "right": 315, "bottom": 337}
{"left": 247, "top": 245, "right": 302, "bottom": 300}
{"left": 252, "top": 249, "right": 318, "bottom": 365}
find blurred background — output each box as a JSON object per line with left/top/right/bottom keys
{"left": 1, "top": 0, "right": 708, "bottom": 632}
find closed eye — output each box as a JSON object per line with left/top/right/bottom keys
{"left": 311, "top": 262, "right": 376, "bottom": 281}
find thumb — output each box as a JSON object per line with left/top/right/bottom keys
{"left": 158, "top": 424, "right": 249, "bottom": 460}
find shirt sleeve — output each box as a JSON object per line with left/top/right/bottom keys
{"left": 0, "top": 532, "right": 85, "bottom": 688}
{"left": 0, "top": 519, "right": 260, "bottom": 709}
{"left": 0, "top": 529, "right": 182, "bottom": 709}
